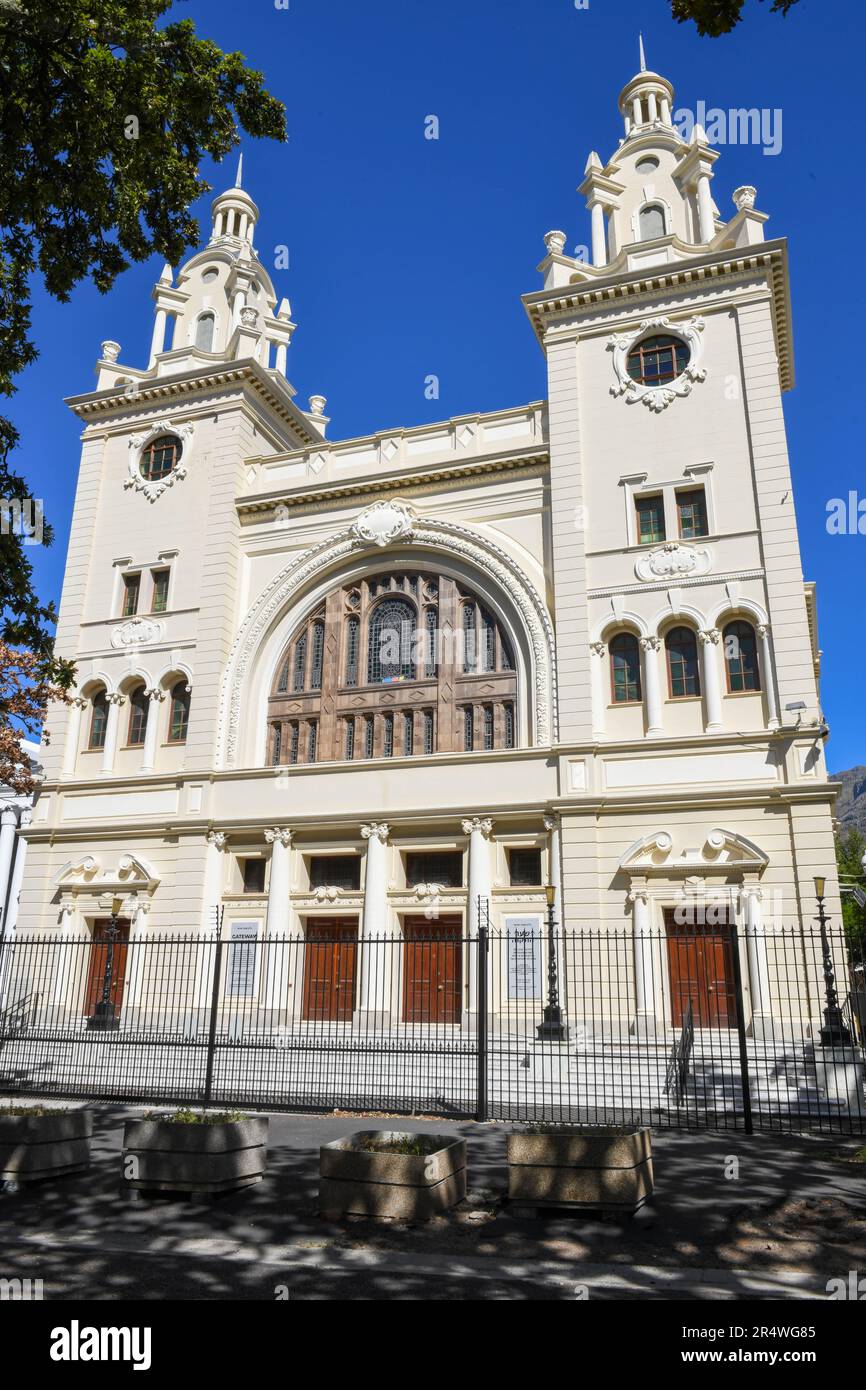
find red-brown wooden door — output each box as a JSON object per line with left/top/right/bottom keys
{"left": 84, "top": 919, "right": 131, "bottom": 1018}
{"left": 664, "top": 908, "right": 738, "bottom": 1028}
{"left": 302, "top": 918, "right": 358, "bottom": 1021}
{"left": 402, "top": 916, "right": 462, "bottom": 1023}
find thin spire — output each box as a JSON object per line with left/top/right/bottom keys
{"left": 638, "top": 33, "right": 646, "bottom": 72}
{"left": 234, "top": 151, "right": 243, "bottom": 189}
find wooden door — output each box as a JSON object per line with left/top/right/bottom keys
{"left": 402, "top": 915, "right": 462, "bottom": 1023}
{"left": 664, "top": 908, "right": 737, "bottom": 1028}
{"left": 302, "top": 918, "right": 358, "bottom": 1021}
{"left": 85, "top": 919, "right": 131, "bottom": 1018}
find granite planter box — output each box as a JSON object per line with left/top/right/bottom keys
{"left": 0, "top": 1109, "right": 92, "bottom": 1187}
{"left": 319, "top": 1130, "right": 467, "bottom": 1220}
{"left": 122, "top": 1114, "right": 268, "bottom": 1195}
{"left": 507, "top": 1125, "right": 653, "bottom": 1214}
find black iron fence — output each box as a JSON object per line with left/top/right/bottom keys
{"left": 0, "top": 919, "right": 864, "bottom": 1134}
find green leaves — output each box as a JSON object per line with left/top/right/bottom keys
{"left": 671, "top": 0, "right": 801, "bottom": 38}
{"left": 0, "top": 0, "right": 287, "bottom": 768}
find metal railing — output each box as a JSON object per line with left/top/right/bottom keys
{"left": 0, "top": 921, "right": 863, "bottom": 1135}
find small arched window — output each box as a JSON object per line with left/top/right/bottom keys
{"left": 638, "top": 203, "right": 666, "bottom": 240}
{"left": 609, "top": 633, "right": 642, "bottom": 704}
{"left": 627, "top": 335, "right": 690, "bottom": 386}
{"left": 665, "top": 627, "right": 701, "bottom": 699}
{"left": 195, "top": 313, "right": 215, "bottom": 351}
{"left": 88, "top": 690, "right": 108, "bottom": 750}
{"left": 368, "top": 598, "right": 415, "bottom": 683}
{"left": 168, "top": 682, "right": 191, "bottom": 743}
{"left": 345, "top": 616, "right": 360, "bottom": 687}
{"left": 140, "top": 434, "right": 182, "bottom": 482}
{"left": 723, "top": 620, "right": 761, "bottom": 693}
{"left": 127, "top": 686, "right": 149, "bottom": 746}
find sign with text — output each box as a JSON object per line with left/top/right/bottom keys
{"left": 227, "top": 921, "right": 260, "bottom": 997}
{"left": 505, "top": 916, "right": 542, "bottom": 999}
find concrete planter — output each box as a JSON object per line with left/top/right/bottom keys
{"left": 0, "top": 1110, "right": 92, "bottom": 1186}
{"left": 122, "top": 1116, "right": 268, "bottom": 1195}
{"left": 507, "top": 1125, "right": 653, "bottom": 1214}
{"left": 320, "top": 1130, "right": 467, "bottom": 1220}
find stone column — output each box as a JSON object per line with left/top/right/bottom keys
{"left": 193, "top": 830, "right": 226, "bottom": 1028}
{"left": 629, "top": 885, "right": 658, "bottom": 1036}
{"left": 757, "top": 624, "right": 780, "bottom": 729}
{"left": 149, "top": 305, "right": 168, "bottom": 366}
{"left": 742, "top": 883, "right": 773, "bottom": 1040}
{"left": 647, "top": 90, "right": 658, "bottom": 122}
{"left": 50, "top": 896, "right": 78, "bottom": 1013}
{"left": 3, "top": 807, "right": 30, "bottom": 938}
{"left": 641, "top": 637, "right": 664, "bottom": 735}
{"left": 263, "top": 828, "right": 292, "bottom": 1023}
{"left": 359, "top": 823, "right": 390, "bottom": 1026}
{"left": 590, "top": 202, "right": 606, "bottom": 266}
{"left": 463, "top": 816, "right": 493, "bottom": 1024}
{"left": 100, "top": 693, "right": 125, "bottom": 775}
{"left": 696, "top": 172, "right": 715, "bottom": 243}
{"left": 699, "top": 628, "right": 723, "bottom": 731}
{"left": 232, "top": 288, "right": 246, "bottom": 329}
{"left": 141, "top": 688, "right": 164, "bottom": 773}
{"left": 0, "top": 807, "right": 18, "bottom": 933}
{"left": 660, "top": 95, "right": 671, "bottom": 125}
{"left": 275, "top": 342, "right": 287, "bottom": 375}
{"left": 543, "top": 815, "right": 562, "bottom": 918}
{"left": 63, "top": 697, "right": 88, "bottom": 776}
{"left": 589, "top": 641, "right": 606, "bottom": 736}
{"left": 123, "top": 896, "right": 151, "bottom": 1023}
{"left": 632, "top": 95, "right": 642, "bottom": 126}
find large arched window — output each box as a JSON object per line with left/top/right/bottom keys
{"left": 266, "top": 570, "right": 519, "bottom": 765}
{"left": 723, "top": 620, "right": 761, "bottom": 693}
{"left": 609, "top": 633, "right": 642, "bottom": 704}
{"left": 88, "top": 690, "right": 108, "bottom": 750}
{"left": 665, "top": 627, "right": 701, "bottom": 699}
{"left": 638, "top": 203, "right": 666, "bottom": 240}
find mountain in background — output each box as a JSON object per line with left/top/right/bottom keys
{"left": 830, "top": 766, "right": 866, "bottom": 834}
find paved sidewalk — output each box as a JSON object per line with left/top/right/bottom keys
{"left": 0, "top": 1106, "right": 863, "bottom": 1299}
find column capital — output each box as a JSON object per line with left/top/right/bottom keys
{"left": 756, "top": 622, "right": 770, "bottom": 639}
{"left": 461, "top": 816, "right": 493, "bottom": 838}
{"left": 1, "top": 805, "right": 18, "bottom": 827}
{"left": 206, "top": 830, "right": 228, "bottom": 851}
{"left": 640, "top": 635, "right": 661, "bottom": 652}
{"left": 361, "top": 822, "right": 390, "bottom": 844}
{"left": 627, "top": 886, "right": 650, "bottom": 906}
{"left": 699, "top": 627, "right": 721, "bottom": 645}
{"left": 589, "top": 640, "right": 606, "bottom": 658}
{"left": 543, "top": 814, "right": 560, "bottom": 832}
{"left": 107, "top": 692, "right": 126, "bottom": 706}
{"left": 264, "top": 827, "right": 293, "bottom": 848}
{"left": 145, "top": 687, "right": 166, "bottom": 702}
{"left": 72, "top": 695, "right": 89, "bottom": 710}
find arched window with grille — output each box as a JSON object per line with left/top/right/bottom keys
{"left": 267, "top": 569, "right": 520, "bottom": 764}
{"left": 368, "top": 598, "right": 415, "bottom": 684}
{"left": 723, "top": 620, "right": 761, "bottom": 693}
{"left": 609, "top": 633, "right": 642, "bottom": 704}
{"left": 665, "top": 627, "right": 701, "bottom": 699}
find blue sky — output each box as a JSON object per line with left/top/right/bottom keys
{"left": 14, "top": 0, "right": 865, "bottom": 771}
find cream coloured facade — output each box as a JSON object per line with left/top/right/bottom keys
{"left": 16, "top": 54, "right": 841, "bottom": 1038}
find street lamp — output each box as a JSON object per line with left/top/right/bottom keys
{"left": 537, "top": 882, "right": 569, "bottom": 1042}
{"left": 813, "top": 877, "right": 852, "bottom": 1047}
{"left": 87, "top": 895, "right": 124, "bottom": 1032}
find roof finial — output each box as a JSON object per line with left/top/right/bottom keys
{"left": 639, "top": 33, "right": 646, "bottom": 72}
{"left": 234, "top": 151, "right": 243, "bottom": 189}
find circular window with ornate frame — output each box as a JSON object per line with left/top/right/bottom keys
{"left": 140, "top": 433, "right": 183, "bottom": 482}
{"left": 125, "top": 420, "right": 194, "bottom": 501}
{"left": 607, "top": 316, "right": 706, "bottom": 412}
